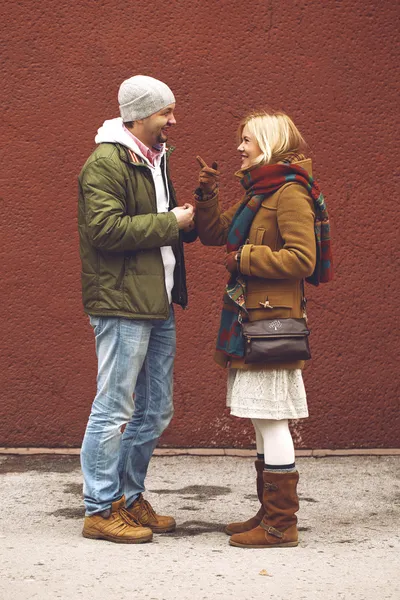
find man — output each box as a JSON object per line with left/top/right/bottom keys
{"left": 78, "top": 75, "right": 195, "bottom": 543}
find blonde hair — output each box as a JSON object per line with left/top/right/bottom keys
{"left": 238, "top": 110, "right": 307, "bottom": 167}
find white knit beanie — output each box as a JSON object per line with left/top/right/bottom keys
{"left": 118, "top": 75, "right": 175, "bottom": 122}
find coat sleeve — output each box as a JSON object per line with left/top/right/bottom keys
{"left": 239, "top": 184, "right": 316, "bottom": 279}
{"left": 80, "top": 158, "right": 179, "bottom": 252}
{"left": 194, "top": 190, "right": 243, "bottom": 246}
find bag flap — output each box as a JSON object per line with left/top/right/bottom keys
{"left": 242, "top": 318, "right": 309, "bottom": 337}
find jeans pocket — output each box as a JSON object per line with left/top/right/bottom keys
{"left": 89, "top": 315, "right": 103, "bottom": 333}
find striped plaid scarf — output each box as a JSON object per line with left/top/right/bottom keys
{"left": 216, "top": 162, "right": 333, "bottom": 358}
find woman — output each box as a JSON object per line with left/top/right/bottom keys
{"left": 194, "top": 110, "right": 333, "bottom": 548}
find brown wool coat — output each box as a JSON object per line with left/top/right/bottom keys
{"left": 195, "top": 159, "right": 317, "bottom": 371}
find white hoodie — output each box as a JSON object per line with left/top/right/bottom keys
{"left": 95, "top": 118, "right": 176, "bottom": 305}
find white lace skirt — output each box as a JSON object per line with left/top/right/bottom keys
{"left": 226, "top": 368, "right": 308, "bottom": 420}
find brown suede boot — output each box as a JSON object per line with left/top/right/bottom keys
{"left": 127, "top": 494, "right": 176, "bottom": 533}
{"left": 229, "top": 470, "right": 299, "bottom": 548}
{"left": 82, "top": 496, "right": 153, "bottom": 544}
{"left": 225, "top": 459, "right": 265, "bottom": 535}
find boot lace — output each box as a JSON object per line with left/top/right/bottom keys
{"left": 138, "top": 496, "right": 157, "bottom": 521}
{"left": 118, "top": 507, "right": 142, "bottom": 527}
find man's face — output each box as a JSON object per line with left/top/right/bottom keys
{"left": 141, "top": 103, "right": 176, "bottom": 147}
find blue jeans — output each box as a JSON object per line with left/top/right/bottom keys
{"left": 80, "top": 307, "right": 175, "bottom": 515}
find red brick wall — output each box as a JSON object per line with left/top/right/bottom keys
{"left": 1, "top": 1, "right": 399, "bottom": 448}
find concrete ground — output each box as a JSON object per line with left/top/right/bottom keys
{"left": 0, "top": 455, "right": 399, "bottom": 600}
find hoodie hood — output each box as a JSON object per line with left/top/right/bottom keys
{"left": 94, "top": 117, "right": 165, "bottom": 165}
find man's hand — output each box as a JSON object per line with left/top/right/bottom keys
{"left": 196, "top": 155, "right": 220, "bottom": 195}
{"left": 224, "top": 251, "right": 239, "bottom": 274}
{"left": 171, "top": 203, "right": 195, "bottom": 230}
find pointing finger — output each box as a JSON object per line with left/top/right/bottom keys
{"left": 200, "top": 167, "right": 220, "bottom": 176}
{"left": 196, "top": 155, "right": 208, "bottom": 168}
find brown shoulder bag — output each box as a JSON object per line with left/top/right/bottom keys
{"left": 241, "top": 282, "right": 311, "bottom": 364}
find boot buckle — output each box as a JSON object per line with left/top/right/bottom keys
{"left": 264, "top": 482, "right": 278, "bottom": 491}
{"left": 261, "top": 522, "right": 284, "bottom": 538}
{"left": 267, "top": 526, "right": 284, "bottom": 539}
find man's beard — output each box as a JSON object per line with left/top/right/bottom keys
{"left": 157, "top": 130, "right": 167, "bottom": 143}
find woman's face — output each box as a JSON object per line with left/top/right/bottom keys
{"left": 237, "top": 124, "right": 262, "bottom": 169}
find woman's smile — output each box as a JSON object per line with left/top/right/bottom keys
{"left": 237, "top": 124, "right": 262, "bottom": 169}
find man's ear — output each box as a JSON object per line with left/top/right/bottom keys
{"left": 124, "top": 121, "right": 135, "bottom": 131}
{"left": 127, "top": 120, "right": 145, "bottom": 134}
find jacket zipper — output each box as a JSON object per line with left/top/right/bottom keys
{"left": 148, "top": 162, "right": 170, "bottom": 315}
{"left": 163, "top": 159, "right": 187, "bottom": 308}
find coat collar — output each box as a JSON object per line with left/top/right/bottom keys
{"left": 294, "top": 158, "right": 312, "bottom": 177}
{"left": 117, "top": 143, "right": 175, "bottom": 167}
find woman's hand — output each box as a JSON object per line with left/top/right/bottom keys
{"left": 224, "top": 251, "right": 239, "bottom": 274}
{"left": 196, "top": 155, "right": 220, "bottom": 195}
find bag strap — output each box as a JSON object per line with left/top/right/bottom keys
{"left": 301, "top": 279, "right": 308, "bottom": 322}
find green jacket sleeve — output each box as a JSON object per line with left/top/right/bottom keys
{"left": 81, "top": 157, "right": 179, "bottom": 252}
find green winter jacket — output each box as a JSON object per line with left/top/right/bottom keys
{"left": 78, "top": 143, "right": 195, "bottom": 319}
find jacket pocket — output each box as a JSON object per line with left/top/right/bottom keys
{"left": 254, "top": 227, "right": 266, "bottom": 245}
{"left": 114, "top": 257, "right": 128, "bottom": 290}
{"left": 250, "top": 204, "right": 278, "bottom": 247}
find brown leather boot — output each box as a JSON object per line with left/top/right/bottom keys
{"left": 82, "top": 496, "right": 153, "bottom": 544}
{"left": 225, "top": 459, "right": 265, "bottom": 535}
{"left": 127, "top": 494, "right": 176, "bottom": 533}
{"left": 229, "top": 470, "right": 299, "bottom": 548}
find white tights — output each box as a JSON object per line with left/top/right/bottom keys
{"left": 251, "top": 418, "right": 295, "bottom": 466}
